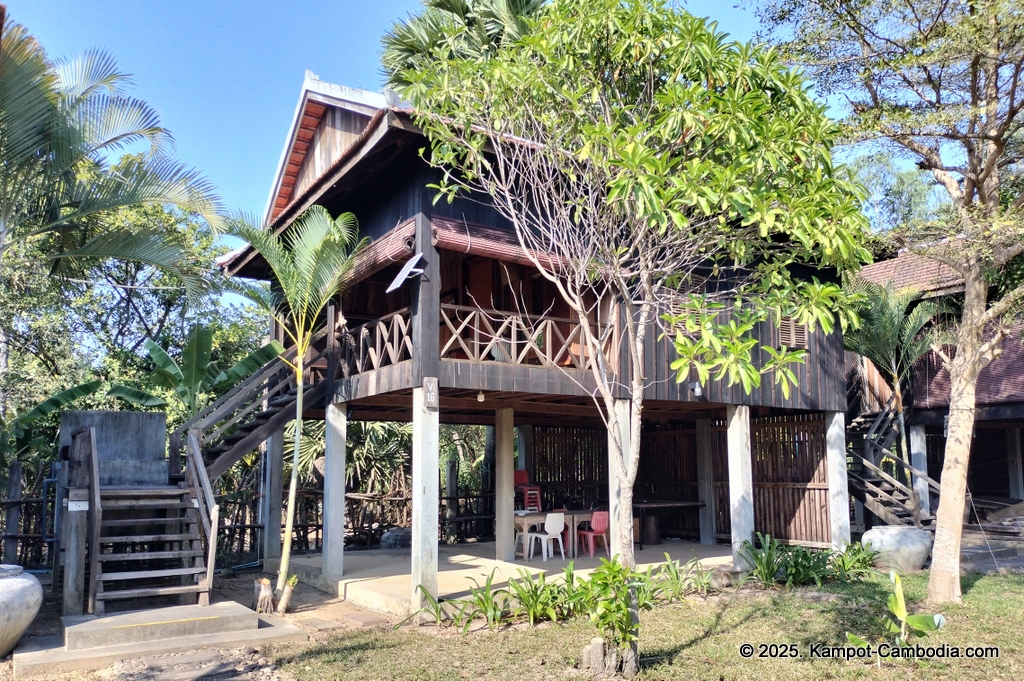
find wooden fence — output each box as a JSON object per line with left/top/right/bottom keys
{"left": 532, "top": 427, "right": 608, "bottom": 509}
{"left": 535, "top": 415, "right": 832, "bottom": 548}
{"left": 712, "top": 414, "right": 831, "bottom": 547}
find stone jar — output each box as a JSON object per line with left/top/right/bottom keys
{"left": 0, "top": 565, "right": 42, "bottom": 658}
{"left": 862, "top": 526, "right": 933, "bottom": 573}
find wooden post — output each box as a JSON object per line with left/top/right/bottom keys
{"left": 323, "top": 402, "right": 346, "bottom": 579}
{"left": 826, "top": 411, "right": 851, "bottom": 550}
{"left": 4, "top": 460, "right": 21, "bottom": 564}
{"left": 518, "top": 425, "right": 534, "bottom": 478}
{"left": 445, "top": 458, "right": 459, "bottom": 542}
{"left": 63, "top": 429, "right": 90, "bottom": 616}
{"left": 695, "top": 420, "right": 716, "bottom": 545}
{"left": 411, "top": 385, "right": 440, "bottom": 610}
{"left": 1007, "top": 428, "right": 1023, "bottom": 501}
{"left": 607, "top": 399, "right": 631, "bottom": 561}
{"left": 325, "top": 301, "right": 338, "bottom": 410}
{"left": 262, "top": 430, "right": 284, "bottom": 562}
{"left": 495, "top": 408, "right": 515, "bottom": 562}
{"left": 726, "top": 405, "right": 753, "bottom": 569}
{"left": 909, "top": 424, "right": 932, "bottom": 514}
{"left": 169, "top": 430, "right": 182, "bottom": 480}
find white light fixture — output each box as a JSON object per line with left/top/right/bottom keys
{"left": 690, "top": 381, "right": 703, "bottom": 398}
{"left": 477, "top": 391, "right": 485, "bottom": 403}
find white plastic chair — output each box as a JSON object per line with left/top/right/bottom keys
{"left": 526, "top": 512, "right": 565, "bottom": 561}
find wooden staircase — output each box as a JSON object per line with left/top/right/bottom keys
{"left": 89, "top": 487, "right": 209, "bottom": 613}
{"left": 846, "top": 398, "right": 942, "bottom": 530}
{"left": 69, "top": 426, "right": 221, "bottom": 616}
{"left": 171, "top": 304, "right": 343, "bottom": 481}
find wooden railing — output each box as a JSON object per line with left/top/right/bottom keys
{"left": 343, "top": 309, "right": 413, "bottom": 375}
{"left": 440, "top": 304, "right": 616, "bottom": 371}
{"left": 170, "top": 305, "right": 346, "bottom": 473}
{"left": 80, "top": 428, "right": 102, "bottom": 614}
{"left": 187, "top": 431, "right": 219, "bottom": 595}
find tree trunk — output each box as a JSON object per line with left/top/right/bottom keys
{"left": 276, "top": 361, "right": 304, "bottom": 594}
{"left": 928, "top": 268, "right": 988, "bottom": 603}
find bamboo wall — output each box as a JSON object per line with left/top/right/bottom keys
{"left": 533, "top": 413, "right": 832, "bottom": 548}
{"left": 713, "top": 414, "right": 831, "bottom": 547}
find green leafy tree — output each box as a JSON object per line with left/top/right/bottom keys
{"left": 106, "top": 323, "right": 284, "bottom": 417}
{"left": 381, "top": 0, "right": 544, "bottom": 90}
{"left": 843, "top": 280, "right": 946, "bottom": 471}
{"left": 756, "top": 0, "right": 1024, "bottom": 603}
{"left": 0, "top": 18, "right": 220, "bottom": 290}
{"left": 228, "top": 205, "right": 363, "bottom": 596}
{"left": 400, "top": 0, "right": 868, "bottom": 669}
{"left": 849, "top": 154, "right": 947, "bottom": 233}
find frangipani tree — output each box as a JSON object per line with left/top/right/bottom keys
{"left": 227, "top": 205, "right": 363, "bottom": 599}
{"left": 398, "top": 0, "right": 868, "bottom": 671}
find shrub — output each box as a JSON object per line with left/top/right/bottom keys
{"left": 830, "top": 542, "right": 879, "bottom": 583}
{"left": 508, "top": 569, "right": 559, "bottom": 626}
{"left": 740, "top": 532, "right": 788, "bottom": 588}
{"left": 586, "top": 558, "right": 643, "bottom": 646}
{"left": 782, "top": 545, "right": 831, "bottom": 587}
{"left": 848, "top": 571, "right": 945, "bottom": 651}
{"left": 466, "top": 569, "right": 509, "bottom": 630}
{"left": 657, "top": 554, "right": 715, "bottom": 600}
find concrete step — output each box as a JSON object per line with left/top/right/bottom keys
{"left": 15, "top": 610, "right": 307, "bottom": 678}
{"left": 100, "top": 486, "right": 186, "bottom": 497}
{"left": 60, "top": 602, "right": 258, "bottom": 651}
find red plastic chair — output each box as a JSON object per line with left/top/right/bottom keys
{"left": 522, "top": 487, "right": 542, "bottom": 512}
{"left": 514, "top": 470, "right": 529, "bottom": 486}
{"left": 577, "top": 511, "right": 610, "bottom": 558}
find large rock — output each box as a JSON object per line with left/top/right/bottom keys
{"left": 0, "top": 565, "right": 42, "bottom": 658}
{"left": 862, "top": 526, "right": 932, "bottom": 573}
{"left": 379, "top": 527, "right": 412, "bottom": 549}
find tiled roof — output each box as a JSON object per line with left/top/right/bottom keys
{"left": 912, "top": 324, "right": 1024, "bottom": 409}
{"left": 859, "top": 251, "right": 962, "bottom": 296}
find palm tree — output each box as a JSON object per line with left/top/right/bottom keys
{"left": 844, "top": 279, "right": 946, "bottom": 469}
{"left": 381, "top": 0, "right": 544, "bottom": 91}
{"left": 227, "top": 205, "right": 363, "bottom": 597}
{"left": 0, "top": 17, "right": 220, "bottom": 295}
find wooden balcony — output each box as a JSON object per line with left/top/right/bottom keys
{"left": 340, "top": 305, "right": 616, "bottom": 379}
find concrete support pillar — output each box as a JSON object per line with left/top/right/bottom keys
{"left": 909, "top": 424, "right": 931, "bottom": 515}
{"left": 726, "top": 405, "right": 754, "bottom": 569}
{"left": 261, "top": 429, "right": 284, "bottom": 562}
{"left": 695, "top": 419, "right": 716, "bottom": 545}
{"left": 411, "top": 386, "right": 439, "bottom": 609}
{"left": 1008, "top": 428, "right": 1024, "bottom": 500}
{"left": 495, "top": 408, "right": 515, "bottom": 561}
{"left": 519, "top": 425, "right": 534, "bottom": 479}
{"left": 607, "top": 399, "right": 631, "bottom": 560}
{"left": 322, "top": 403, "right": 347, "bottom": 578}
{"left": 826, "top": 411, "right": 851, "bottom": 550}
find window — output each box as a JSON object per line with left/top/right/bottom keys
{"left": 778, "top": 316, "right": 808, "bottom": 349}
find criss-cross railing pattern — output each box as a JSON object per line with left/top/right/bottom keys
{"left": 440, "top": 304, "right": 615, "bottom": 371}
{"left": 343, "top": 309, "right": 413, "bottom": 375}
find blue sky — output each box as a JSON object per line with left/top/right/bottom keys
{"left": 14, "top": 1, "right": 759, "bottom": 218}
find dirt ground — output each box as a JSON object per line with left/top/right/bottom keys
{"left": 0, "top": 568, "right": 398, "bottom": 681}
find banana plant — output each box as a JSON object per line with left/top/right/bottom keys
{"left": 107, "top": 324, "right": 284, "bottom": 417}
{"left": 0, "top": 380, "right": 104, "bottom": 469}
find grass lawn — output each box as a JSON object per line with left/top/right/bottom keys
{"left": 274, "top": 572, "right": 1024, "bottom": 680}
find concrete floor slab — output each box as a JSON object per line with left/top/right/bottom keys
{"left": 13, "top": 615, "right": 307, "bottom": 679}
{"left": 268, "top": 540, "right": 732, "bottom": 618}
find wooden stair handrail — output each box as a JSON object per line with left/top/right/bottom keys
{"left": 172, "top": 324, "right": 334, "bottom": 445}
{"left": 186, "top": 430, "right": 219, "bottom": 594}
